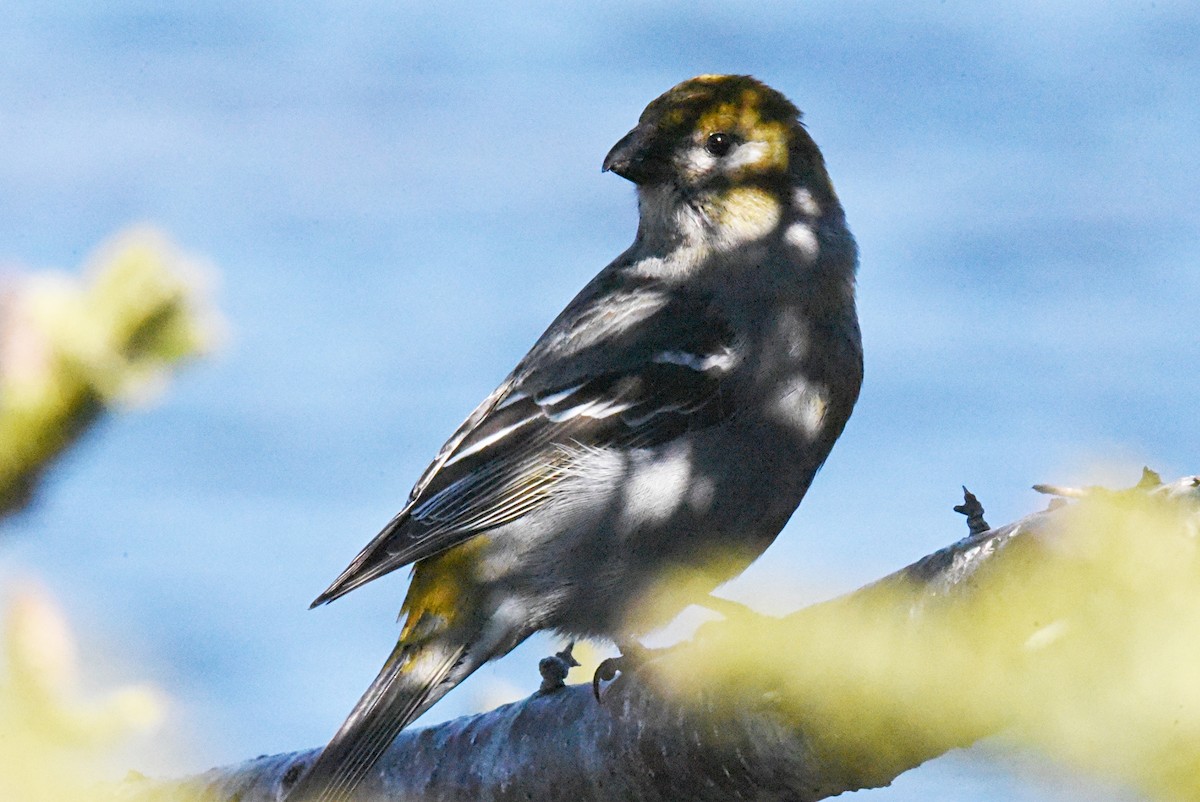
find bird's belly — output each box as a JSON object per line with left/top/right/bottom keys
{"left": 473, "top": 418, "right": 821, "bottom": 639}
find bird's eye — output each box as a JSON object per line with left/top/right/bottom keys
{"left": 705, "top": 132, "right": 736, "bottom": 157}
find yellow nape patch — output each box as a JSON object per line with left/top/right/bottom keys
{"left": 400, "top": 537, "right": 491, "bottom": 639}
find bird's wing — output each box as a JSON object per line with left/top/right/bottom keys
{"left": 311, "top": 279, "right": 739, "bottom": 606}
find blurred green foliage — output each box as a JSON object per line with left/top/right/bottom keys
{"left": 668, "top": 481, "right": 1200, "bottom": 800}
{"left": 0, "top": 228, "right": 219, "bottom": 800}
{"left": 0, "top": 585, "right": 166, "bottom": 801}
{"left": 0, "top": 228, "right": 220, "bottom": 518}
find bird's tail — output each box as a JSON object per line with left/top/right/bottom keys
{"left": 285, "top": 632, "right": 484, "bottom": 802}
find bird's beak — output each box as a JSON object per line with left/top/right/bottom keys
{"left": 602, "top": 123, "right": 668, "bottom": 185}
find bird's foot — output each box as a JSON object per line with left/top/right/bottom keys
{"left": 591, "top": 641, "right": 659, "bottom": 702}
{"left": 537, "top": 641, "right": 580, "bottom": 694}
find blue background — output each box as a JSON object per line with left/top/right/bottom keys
{"left": 2, "top": 3, "right": 1197, "bottom": 799}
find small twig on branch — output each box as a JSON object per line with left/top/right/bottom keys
{"left": 953, "top": 486, "right": 990, "bottom": 536}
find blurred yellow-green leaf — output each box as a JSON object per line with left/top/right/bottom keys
{"left": 0, "top": 227, "right": 222, "bottom": 519}
{"left": 0, "top": 585, "right": 167, "bottom": 802}
{"left": 665, "top": 482, "right": 1200, "bottom": 800}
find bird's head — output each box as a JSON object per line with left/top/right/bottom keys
{"left": 604, "top": 75, "right": 840, "bottom": 252}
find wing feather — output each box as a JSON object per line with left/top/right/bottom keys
{"left": 312, "top": 281, "right": 739, "bottom": 606}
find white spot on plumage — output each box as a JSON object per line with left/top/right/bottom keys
{"left": 771, "top": 377, "right": 829, "bottom": 439}
{"left": 619, "top": 405, "right": 677, "bottom": 428}
{"left": 545, "top": 397, "right": 634, "bottom": 422}
{"left": 536, "top": 385, "right": 583, "bottom": 406}
{"left": 443, "top": 417, "right": 535, "bottom": 467}
{"left": 687, "top": 476, "right": 716, "bottom": 512}
{"left": 682, "top": 148, "right": 718, "bottom": 177}
{"left": 682, "top": 140, "right": 769, "bottom": 179}
{"left": 620, "top": 444, "right": 693, "bottom": 526}
{"left": 774, "top": 308, "right": 811, "bottom": 359}
{"left": 722, "top": 140, "right": 770, "bottom": 172}
{"left": 555, "top": 441, "right": 698, "bottom": 528}
{"left": 792, "top": 187, "right": 820, "bottom": 217}
{"left": 652, "top": 347, "right": 736, "bottom": 373}
{"left": 494, "top": 391, "right": 527, "bottom": 410}
{"left": 784, "top": 221, "right": 819, "bottom": 261}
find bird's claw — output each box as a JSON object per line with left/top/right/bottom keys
{"left": 538, "top": 641, "right": 580, "bottom": 693}
{"left": 591, "top": 655, "right": 623, "bottom": 702}
{"left": 591, "top": 641, "right": 654, "bottom": 702}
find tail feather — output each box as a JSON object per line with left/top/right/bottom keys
{"left": 286, "top": 639, "right": 472, "bottom": 802}
{"left": 310, "top": 511, "right": 413, "bottom": 608}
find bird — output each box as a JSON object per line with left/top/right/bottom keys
{"left": 286, "top": 74, "right": 863, "bottom": 802}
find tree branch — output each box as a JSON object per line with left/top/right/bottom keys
{"left": 119, "top": 475, "right": 1200, "bottom": 801}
